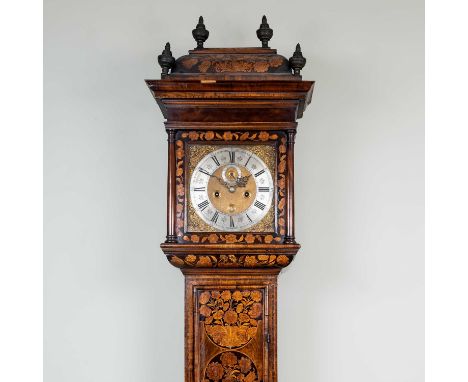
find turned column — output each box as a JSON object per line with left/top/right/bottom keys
{"left": 166, "top": 129, "right": 177, "bottom": 243}
{"left": 285, "top": 129, "right": 296, "bottom": 244}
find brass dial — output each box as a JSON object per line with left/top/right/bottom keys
{"left": 190, "top": 147, "right": 274, "bottom": 231}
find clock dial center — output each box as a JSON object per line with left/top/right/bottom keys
{"left": 208, "top": 164, "right": 257, "bottom": 215}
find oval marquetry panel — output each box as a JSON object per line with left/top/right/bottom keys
{"left": 199, "top": 289, "right": 263, "bottom": 349}
{"left": 204, "top": 351, "right": 259, "bottom": 382}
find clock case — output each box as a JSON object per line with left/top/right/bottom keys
{"left": 146, "top": 18, "right": 314, "bottom": 382}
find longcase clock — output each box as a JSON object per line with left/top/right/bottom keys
{"left": 146, "top": 16, "right": 314, "bottom": 382}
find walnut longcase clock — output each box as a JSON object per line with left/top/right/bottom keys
{"left": 146, "top": 16, "right": 314, "bottom": 382}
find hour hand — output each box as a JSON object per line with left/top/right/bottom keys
{"left": 235, "top": 174, "right": 251, "bottom": 187}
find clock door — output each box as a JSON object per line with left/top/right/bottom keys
{"left": 185, "top": 271, "right": 279, "bottom": 382}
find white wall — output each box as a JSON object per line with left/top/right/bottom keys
{"left": 44, "top": 0, "right": 424, "bottom": 381}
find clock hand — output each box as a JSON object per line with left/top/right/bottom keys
{"left": 208, "top": 173, "right": 237, "bottom": 191}
{"left": 215, "top": 175, "right": 230, "bottom": 188}
{"left": 218, "top": 176, "right": 238, "bottom": 192}
{"left": 235, "top": 174, "right": 252, "bottom": 187}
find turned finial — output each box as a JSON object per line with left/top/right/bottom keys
{"left": 289, "top": 43, "right": 306, "bottom": 76}
{"left": 192, "top": 16, "right": 209, "bottom": 49}
{"left": 157, "top": 42, "right": 175, "bottom": 78}
{"left": 256, "top": 15, "right": 273, "bottom": 48}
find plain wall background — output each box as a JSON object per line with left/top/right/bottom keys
{"left": 44, "top": 0, "right": 424, "bottom": 381}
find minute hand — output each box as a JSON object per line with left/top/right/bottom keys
{"left": 209, "top": 174, "right": 234, "bottom": 190}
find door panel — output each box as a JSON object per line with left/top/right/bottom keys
{"left": 196, "top": 288, "right": 266, "bottom": 382}
{"left": 184, "top": 271, "right": 279, "bottom": 382}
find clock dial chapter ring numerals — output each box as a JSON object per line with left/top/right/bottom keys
{"left": 190, "top": 147, "right": 274, "bottom": 232}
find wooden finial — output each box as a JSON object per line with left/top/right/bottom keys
{"left": 289, "top": 43, "right": 306, "bottom": 76}
{"left": 157, "top": 42, "right": 175, "bottom": 78}
{"left": 256, "top": 15, "right": 273, "bottom": 48}
{"left": 192, "top": 16, "right": 209, "bottom": 49}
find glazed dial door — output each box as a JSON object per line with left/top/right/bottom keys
{"left": 190, "top": 147, "right": 274, "bottom": 231}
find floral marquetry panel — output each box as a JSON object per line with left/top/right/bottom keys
{"left": 168, "top": 253, "right": 293, "bottom": 269}
{"left": 173, "top": 52, "right": 290, "bottom": 75}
